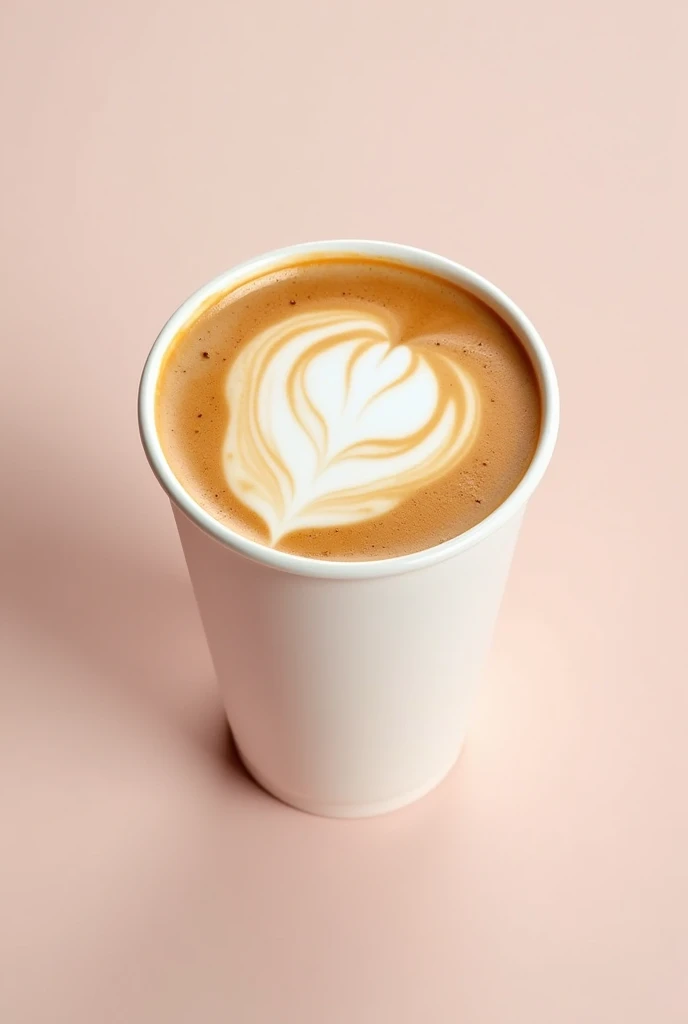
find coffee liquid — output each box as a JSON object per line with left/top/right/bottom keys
{"left": 156, "top": 257, "right": 541, "bottom": 560}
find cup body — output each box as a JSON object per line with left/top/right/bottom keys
{"left": 174, "top": 503, "right": 524, "bottom": 816}
{"left": 139, "top": 240, "right": 559, "bottom": 817}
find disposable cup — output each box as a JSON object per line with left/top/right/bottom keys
{"left": 139, "top": 240, "right": 559, "bottom": 817}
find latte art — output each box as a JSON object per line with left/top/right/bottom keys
{"left": 156, "top": 256, "right": 542, "bottom": 560}
{"left": 223, "top": 308, "right": 480, "bottom": 544}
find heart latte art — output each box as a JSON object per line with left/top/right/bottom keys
{"left": 156, "top": 257, "right": 542, "bottom": 561}
{"left": 223, "top": 308, "right": 481, "bottom": 544}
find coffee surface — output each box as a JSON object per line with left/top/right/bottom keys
{"left": 156, "top": 256, "right": 541, "bottom": 560}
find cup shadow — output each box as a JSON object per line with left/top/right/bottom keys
{"left": 1, "top": 487, "right": 256, "bottom": 794}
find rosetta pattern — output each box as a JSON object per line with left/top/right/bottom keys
{"left": 223, "top": 308, "right": 480, "bottom": 544}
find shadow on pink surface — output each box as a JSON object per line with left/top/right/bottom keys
{"left": 0, "top": 482, "right": 270, "bottom": 807}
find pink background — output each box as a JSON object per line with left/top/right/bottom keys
{"left": 1, "top": 1, "right": 686, "bottom": 1021}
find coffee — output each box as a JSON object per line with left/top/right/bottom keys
{"left": 156, "top": 256, "right": 541, "bottom": 560}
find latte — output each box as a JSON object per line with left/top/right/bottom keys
{"left": 156, "top": 256, "right": 541, "bottom": 560}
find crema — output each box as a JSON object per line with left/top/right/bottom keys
{"left": 156, "top": 256, "right": 541, "bottom": 560}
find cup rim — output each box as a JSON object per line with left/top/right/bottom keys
{"left": 139, "top": 239, "right": 559, "bottom": 580}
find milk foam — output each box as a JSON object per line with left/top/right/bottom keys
{"left": 223, "top": 307, "right": 480, "bottom": 544}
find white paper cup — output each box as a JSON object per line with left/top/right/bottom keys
{"left": 139, "top": 241, "right": 559, "bottom": 817}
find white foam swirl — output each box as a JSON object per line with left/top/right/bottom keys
{"left": 223, "top": 307, "right": 480, "bottom": 544}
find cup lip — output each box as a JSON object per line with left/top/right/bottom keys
{"left": 139, "top": 239, "right": 559, "bottom": 580}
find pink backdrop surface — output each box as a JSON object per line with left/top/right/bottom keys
{"left": 1, "top": 2, "right": 686, "bottom": 1021}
